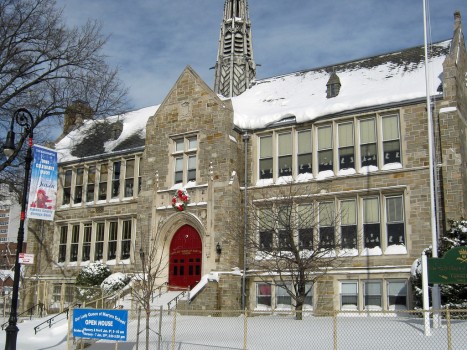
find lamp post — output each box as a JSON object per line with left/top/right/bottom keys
{"left": 3, "top": 108, "right": 34, "bottom": 350}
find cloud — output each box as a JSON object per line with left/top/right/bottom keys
{"left": 56, "top": 0, "right": 467, "bottom": 109}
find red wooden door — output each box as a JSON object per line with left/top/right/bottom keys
{"left": 169, "top": 225, "right": 202, "bottom": 289}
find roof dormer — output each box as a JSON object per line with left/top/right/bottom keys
{"left": 326, "top": 71, "right": 341, "bottom": 98}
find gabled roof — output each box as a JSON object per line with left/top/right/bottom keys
{"left": 55, "top": 40, "right": 451, "bottom": 163}
{"left": 232, "top": 40, "right": 451, "bottom": 129}
{"left": 56, "top": 105, "right": 159, "bottom": 163}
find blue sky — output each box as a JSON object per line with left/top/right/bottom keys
{"left": 56, "top": 0, "right": 467, "bottom": 110}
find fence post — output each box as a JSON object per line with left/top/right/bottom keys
{"left": 333, "top": 310, "right": 338, "bottom": 350}
{"left": 136, "top": 307, "right": 141, "bottom": 350}
{"left": 171, "top": 306, "right": 177, "bottom": 350}
{"left": 243, "top": 309, "right": 248, "bottom": 350}
{"left": 446, "top": 307, "right": 452, "bottom": 350}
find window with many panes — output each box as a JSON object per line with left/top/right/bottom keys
{"left": 340, "top": 199, "right": 357, "bottom": 249}
{"left": 59, "top": 219, "right": 134, "bottom": 265}
{"left": 259, "top": 135, "right": 273, "bottom": 179}
{"left": 318, "top": 126, "right": 333, "bottom": 172}
{"left": 386, "top": 196, "right": 405, "bottom": 246}
{"left": 319, "top": 202, "right": 335, "bottom": 248}
{"left": 173, "top": 136, "right": 197, "bottom": 184}
{"left": 298, "top": 205, "right": 313, "bottom": 250}
{"left": 363, "top": 197, "right": 380, "bottom": 248}
{"left": 364, "top": 281, "right": 382, "bottom": 309}
{"left": 338, "top": 122, "right": 354, "bottom": 171}
{"left": 255, "top": 113, "right": 401, "bottom": 182}
{"left": 382, "top": 115, "right": 401, "bottom": 165}
{"left": 62, "top": 156, "right": 140, "bottom": 205}
{"left": 297, "top": 130, "right": 312, "bottom": 175}
{"left": 278, "top": 132, "right": 292, "bottom": 177}
{"left": 341, "top": 281, "right": 358, "bottom": 310}
{"left": 360, "top": 118, "right": 377, "bottom": 168}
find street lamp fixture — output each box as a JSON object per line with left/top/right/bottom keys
{"left": 3, "top": 108, "right": 34, "bottom": 350}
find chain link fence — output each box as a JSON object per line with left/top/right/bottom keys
{"left": 70, "top": 308, "right": 467, "bottom": 350}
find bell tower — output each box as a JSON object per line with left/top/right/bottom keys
{"left": 214, "top": 0, "right": 256, "bottom": 97}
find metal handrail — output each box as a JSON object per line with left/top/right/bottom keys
{"left": 1, "top": 302, "right": 45, "bottom": 330}
{"left": 33, "top": 305, "right": 74, "bottom": 335}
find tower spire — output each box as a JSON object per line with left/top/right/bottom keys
{"left": 214, "top": 0, "right": 256, "bottom": 97}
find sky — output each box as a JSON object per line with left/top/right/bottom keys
{"left": 55, "top": 0, "right": 467, "bottom": 111}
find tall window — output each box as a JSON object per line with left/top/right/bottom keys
{"left": 364, "top": 281, "right": 382, "bottom": 309}
{"left": 338, "top": 122, "right": 354, "bottom": 171}
{"left": 74, "top": 167, "right": 84, "bottom": 204}
{"left": 95, "top": 222, "right": 105, "bottom": 260}
{"left": 82, "top": 224, "right": 92, "bottom": 261}
{"left": 124, "top": 159, "right": 135, "bottom": 197}
{"left": 298, "top": 205, "right": 313, "bottom": 250}
{"left": 108, "top": 221, "right": 118, "bottom": 260}
{"left": 173, "top": 136, "right": 198, "bottom": 184}
{"left": 340, "top": 200, "right": 357, "bottom": 249}
{"left": 257, "top": 283, "right": 272, "bottom": 308}
{"left": 277, "top": 206, "right": 292, "bottom": 251}
{"left": 70, "top": 225, "right": 80, "bottom": 262}
{"left": 341, "top": 281, "right": 358, "bottom": 310}
{"left": 297, "top": 130, "right": 312, "bottom": 175}
{"left": 318, "top": 126, "right": 333, "bottom": 172}
{"left": 319, "top": 202, "right": 335, "bottom": 248}
{"left": 363, "top": 197, "right": 380, "bottom": 248}
{"left": 58, "top": 226, "right": 68, "bottom": 262}
{"left": 304, "top": 283, "right": 313, "bottom": 307}
{"left": 98, "top": 163, "right": 108, "bottom": 201}
{"left": 387, "top": 281, "right": 407, "bottom": 309}
{"left": 63, "top": 170, "right": 72, "bottom": 205}
{"left": 138, "top": 160, "right": 142, "bottom": 193}
{"left": 121, "top": 220, "right": 132, "bottom": 259}
{"left": 112, "top": 161, "right": 121, "bottom": 198}
{"left": 259, "top": 135, "right": 273, "bottom": 179}
{"left": 259, "top": 209, "right": 273, "bottom": 251}
{"left": 386, "top": 196, "right": 405, "bottom": 246}
{"left": 382, "top": 115, "right": 401, "bottom": 164}
{"left": 86, "top": 165, "right": 96, "bottom": 202}
{"left": 278, "top": 133, "right": 292, "bottom": 177}
{"left": 360, "top": 118, "right": 377, "bottom": 167}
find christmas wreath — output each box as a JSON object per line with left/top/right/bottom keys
{"left": 172, "top": 188, "right": 190, "bottom": 211}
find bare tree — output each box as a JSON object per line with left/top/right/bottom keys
{"left": 0, "top": 0, "right": 129, "bottom": 191}
{"left": 131, "top": 224, "right": 169, "bottom": 350}
{"left": 246, "top": 183, "right": 355, "bottom": 320}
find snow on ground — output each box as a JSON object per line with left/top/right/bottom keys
{"left": 1, "top": 309, "right": 465, "bottom": 350}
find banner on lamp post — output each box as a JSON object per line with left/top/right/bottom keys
{"left": 27, "top": 145, "right": 58, "bottom": 221}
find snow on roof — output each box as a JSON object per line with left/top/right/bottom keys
{"left": 55, "top": 40, "right": 451, "bottom": 162}
{"left": 232, "top": 40, "right": 451, "bottom": 129}
{"left": 56, "top": 105, "right": 159, "bottom": 162}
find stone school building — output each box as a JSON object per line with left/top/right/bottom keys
{"left": 25, "top": 1, "right": 467, "bottom": 313}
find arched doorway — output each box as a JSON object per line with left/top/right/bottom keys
{"left": 169, "top": 225, "right": 202, "bottom": 289}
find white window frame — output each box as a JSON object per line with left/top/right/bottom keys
{"left": 172, "top": 135, "right": 198, "bottom": 185}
